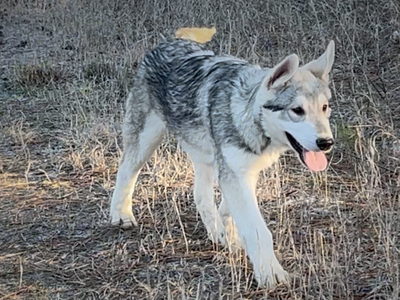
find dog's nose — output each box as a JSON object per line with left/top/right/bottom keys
{"left": 316, "top": 138, "right": 334, "bottom": 151}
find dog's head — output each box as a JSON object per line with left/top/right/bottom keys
{"left": 257, "top": 41, "right": 335, "bottom": 172}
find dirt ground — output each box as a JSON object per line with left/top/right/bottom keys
{"left": 0, "top": 0, "right": 399, "bottom": 299}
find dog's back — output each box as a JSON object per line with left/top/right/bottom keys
{"left": 139, "top": 39, "right": 215, "bottom": 131}
{"left": 133, "top": 39, "right": 257, "bottom": 141}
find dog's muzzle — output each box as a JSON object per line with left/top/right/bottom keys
{"left": 285, "top": 132, "right": 330, "bottom": 172}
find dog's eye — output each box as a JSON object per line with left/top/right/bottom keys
{"left": 322, "top": 104, "right": 328, "bottom": 112}
{"left": 292, "top": 107, "right": 305, "bottom": 116}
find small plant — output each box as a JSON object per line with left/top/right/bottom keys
{"left": 336, "top": 123, "right": 357, "bottom": 149}
{"left": 12, "top": 63, "right": 64, "bottom": 88}
{"left": 84, "top": 61, "right": 116, "bottom": 84}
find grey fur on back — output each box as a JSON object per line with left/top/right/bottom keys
{"left": 129, "top": 39, "right": 279, "bottom": 156}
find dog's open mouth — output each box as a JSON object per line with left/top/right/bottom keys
{"left": 285, "top": 132, "right": 328, "bottom": 172}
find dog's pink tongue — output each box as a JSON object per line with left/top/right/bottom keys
{"left": 304, "top": 151, "right": 327, "bottom": 172}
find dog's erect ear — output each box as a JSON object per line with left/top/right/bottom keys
{"left": 303, "top": 40, "right": 335, "bottom": 82}
{"left": 265, "top": 54, "right": 299, "bottom": 90}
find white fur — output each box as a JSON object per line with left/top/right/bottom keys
{"left": 217, "top": 145, "right": 288, "bottom": 287}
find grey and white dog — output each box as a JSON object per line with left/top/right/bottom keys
{"left": 110, "top": 36, "right": 335, "bottom": 287}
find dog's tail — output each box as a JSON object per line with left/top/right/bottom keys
{"left": 175, "top": 26, "right": 216, "bottom": 43}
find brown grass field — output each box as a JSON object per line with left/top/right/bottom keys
{"left": 0, "top": 0, "right": 399, "bottom": 299}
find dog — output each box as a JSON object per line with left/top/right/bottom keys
{"left": 110, "top": 28, "right": 335, "bottom": 288}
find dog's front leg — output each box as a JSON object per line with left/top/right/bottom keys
{"left": 219, "top": 170, "right": 288, "bottom": 288}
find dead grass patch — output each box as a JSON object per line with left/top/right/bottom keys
{"left": 0, "top": 0, "right": 399, "bottom": 299}
{"left": 11, "top": 64, "right": 66, "bottom": 89}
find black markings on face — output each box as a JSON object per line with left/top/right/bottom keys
{"left": 263, "top": 104, "right": 285, "bottom": 112}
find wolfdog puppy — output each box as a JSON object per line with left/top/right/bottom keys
{"left": 110, "top": 31, "right": 335, "bottom": 287}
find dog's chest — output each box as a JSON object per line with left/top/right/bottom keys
{"left": 255, "top": 144, "right": 286, "bottom": 171}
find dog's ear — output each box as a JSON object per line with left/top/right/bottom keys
{"left": 265, "top": 54, "right": 299, "bottom": 90}
{"left": 303, "top": 40, "right": 335, "bottom": 82}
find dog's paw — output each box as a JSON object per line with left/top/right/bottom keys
{"left": 111, "top": 210, "right": 138, "bottom": 228}
{"left": 254, "top": 256, "right": 289, "bottom": 288}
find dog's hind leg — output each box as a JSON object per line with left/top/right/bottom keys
{"left": 110, "top": 93, "right": 165, "bottom": 228}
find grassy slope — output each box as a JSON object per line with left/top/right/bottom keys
{"left": 0, "top": 0, "right": 399, "bottom": 299}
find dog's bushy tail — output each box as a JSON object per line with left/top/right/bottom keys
{"left": 175, "top": 27, "right": 216, "bottom": 43}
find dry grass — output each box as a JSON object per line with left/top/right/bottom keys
{"left": 0, "top": 0, "right": 399, "bottom": 299}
